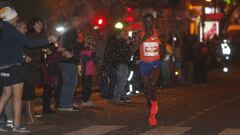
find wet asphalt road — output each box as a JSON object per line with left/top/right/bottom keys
{"left": 2, "top": 63, "right": 240, "bottom": 135}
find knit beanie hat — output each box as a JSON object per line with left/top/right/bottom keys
{"left": 0, "top": 7, "right": 18, "bottom": 21}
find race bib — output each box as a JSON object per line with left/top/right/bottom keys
{"left": 143, "top": 42, "right": 159, "bottom": 56}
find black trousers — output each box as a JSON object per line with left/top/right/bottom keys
{"left": 81, "top": 75, "right": 93, "bottom": 102}
{"left": 194, "top": 62, "right": 208, "bottom": 84}
{"left": 43, "top": 84, "right": 61, "bottom": 111}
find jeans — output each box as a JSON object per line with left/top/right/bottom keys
{"left": 59, "top": 63, "right": 78, "bottom": 108}
{"left": 81, "top": 76, "right": 93, "bottom": 102}
{"left": 115, "top": 64, "right": 129, "bottom": 99}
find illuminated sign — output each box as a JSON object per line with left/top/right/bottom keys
{"left": 200, "top": 21, "right": 219, "bottom": 42}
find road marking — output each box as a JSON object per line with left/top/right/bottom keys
{"left": 218, "top": 128, "right": 240, "bottom": 135}
{"left": 189, "top": 116, "right": 197, "bottom": 120}
{"left": 64, "top": 125, "right": 124, "bottom": 135}
{"left": 139, "top": 127, "right": 192, "bottom": 135}
{"left": 204, "top": 108, "right": 210, "bottom": 112}
{"left": 196, "top": 112, "right": 204, "bottom": 115}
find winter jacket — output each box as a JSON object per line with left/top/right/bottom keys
{"left": 61, "top": 28, "right": 81, "bottom": 64}
{"left": 80, "top": 49, "right": 94, "bottom": 76}
{"left": 0, "top": 21, "right": 48, "bottom": 67}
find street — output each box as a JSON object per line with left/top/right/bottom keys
{"left": 2, "top": 63, "right": 240, "bottom": 135}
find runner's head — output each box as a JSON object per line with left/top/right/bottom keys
{"left": 143, "top": 13, "right": 154, "bottom": 37}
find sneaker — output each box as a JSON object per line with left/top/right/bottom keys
{"left": 6, "top": 120, "right": 14, "bottom": 129}
{"left": 57, "top": 107, "right": 67, "bottom": 111}
{"left": 34, "top": 113, "right": 42, "bottom": 118}
{"left": 65, "top": 107, "right": 80, "bottom": 112}
{"left": 12, "top": 125, "right": 30, "bottom": 133}
{"left": 119, "top": 97, "right": 131, "bottom": 103}
{"left": 149, "top": 101, "right": 158, "bottom": 126}
{"left": 82, "top": 101, "right": 94, "bottom": 107}
{"left": 0, "top": 122, "right": 11, "bottom": 132}
{"left": 73, "top": 103, "right": 80, "bottom": 108}
{"left": 124, "top": 97, "right": 131, "bottom": 102}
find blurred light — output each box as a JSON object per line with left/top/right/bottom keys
{"left": 135, "top": 90, "right": 140, "bottom": 94}
{"left": 225, "top": 56, "right": 230, "bottom": 60}
{"left": 173, "top": 36, "right": 177, "bottom": 41}
{"left": 188, "top": 4, "right": 193, "bottom": 10}
{"left": 205, "top": 0, "right": 212, "bottom": 2}
{"left": 93, "top": 26, "right": 99, "bottom": 30}
{"left": 54, "top": 42, "right": 59, "bottom": 48}
{"left": 126, "top": 7, "right": 133, "bottom": 12}
{"left": 98, "top": 19, "right": 103, "bottom": 25}
{"left": 128, "top": 31, "right": 133, "bottom": 38}
{"left": 126, "top": 92, "right": 131, "bottom": 95}
{"left": 56, "top": 26, "right": 65, "bottom": 33}
{"left": 175, "top": 71, "right": 179, "bottom": 76}
{"left": 115, "top": 22, "right": 124, "bottom": 29}
{"left": 205, "top": 7, "right": 214, "bottom": 14}
{"left": 221, "top": 42, "right": 231, "bottom": 55}
{"left": 153, "top": 11, "right": 157, "bottom": 18}
{"left": 224, "top": 0, "right": 231, "bottom": 5}
{"left": 128, "top": 71, "right": 134, "bottom": 81}
{"left": 95, "top": 17, "right": 107, "bottom": 27}
{"left": 130, "top": 55, "right": 134, "bottom": 61}
{"left": 125, "top": 16, "right": 135, "bottom": 22}
{"left": 223, "top": 67, "right": 229, "bottom": 73}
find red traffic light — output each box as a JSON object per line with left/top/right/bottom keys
{"left": 126, "top": 7, "right": 133, "bottom": 12}
{"left": 124, "top": 16, "right": 135, "bottom": 22}
{"left": 98, "top": 18, "right": 103, "bottom": 25}
{"left": 95, "top": 17, "right": 106, "bottom": 27}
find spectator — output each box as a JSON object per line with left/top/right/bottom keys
{"left": 58, "top": 16, "right": 81, "bottom": 111}
{"left": 183, "top": 34, "right": 197, "bottom": 84}
{"left": 0, "top": 7, "right": 57, "bottom": 132}
{"left": 113, "top": 31, "right": 131, "bottom": 102}
{"left": 41, "top": 45, "right": 68, "bottom": 114}
{"left": 22, "top": 17, "right": 47, "bottom": 122}
{"left": 194, "top": 42, "right": 211, "bottom": 86}
{"left": 80, "top": 37, "right": 95, "bottom": 107}
{"left": 100, "top": 32, "right": 118, "bottom": 100}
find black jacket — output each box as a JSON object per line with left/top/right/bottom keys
{"left": 61, "top": 28, "right": 81, "bottom": 64}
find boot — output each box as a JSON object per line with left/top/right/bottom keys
{"left": 149, "top": 101, "right": 158, "bottom": 126}
{"left": 25, "top": 101, "right": 35, "bottom": 124}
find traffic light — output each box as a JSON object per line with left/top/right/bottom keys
{"left": 98, "top": 18, "right": 103, "bottom": 25}
{"left": 125, "top": 16, "right": 135, "bottom": 22}
{"left": 115, "top": 22, "right": 124, "bottom": 29}
{"left": 126, "top": 7, "right": 133, "bottom": 12}
{"left": 94, "top": 17, "right": 106, "bottom": 28}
